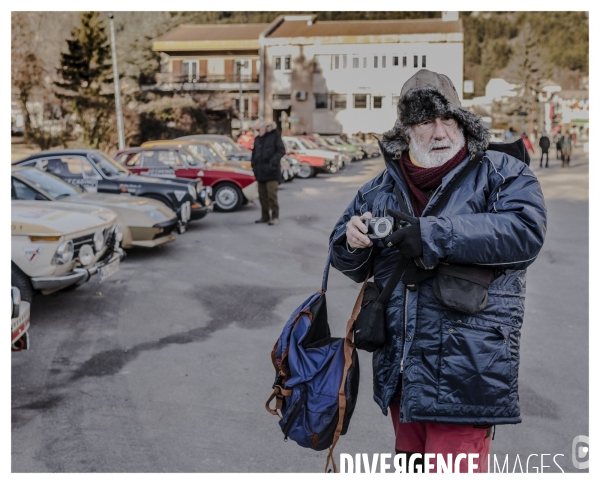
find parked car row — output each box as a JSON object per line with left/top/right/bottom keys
{"left": 10, "top": 133, "right": 381, "bottom": 350}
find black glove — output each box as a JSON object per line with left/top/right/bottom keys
{"left": 383, "top": 210, "right": 423, "bottom": 259}
{"left": 401, "top": 260, "right": 436, "bottom": 286}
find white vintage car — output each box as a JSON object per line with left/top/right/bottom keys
{"left": 11, "top": 287, "right": 30, "bottom": 351}
{"left": 11, "top": 200, "right": 125, "bottom": 303}
{"left": 12, "top": 166, "right": 179, "bottom": 249}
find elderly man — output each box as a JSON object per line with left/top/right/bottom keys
{"left": 329, "top": 70, "right": 547, "bottom": 472}
{"left": 251, "top": 119, "right": 286, "bottom": 225}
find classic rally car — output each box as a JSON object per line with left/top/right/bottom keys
{"left": 11, "top": 287, "right": 30, "bottom": 351}
{"left": 113, "top": 146, "right": 258, "bottom": 213}
{"left": 141, "top": 139, "right": 254, "bottom": 172}
{"left": 13, "top": 150, "right": 212, "bottom": 232}
{"left": 11, "top": 199, "right": 125, "bottom": 303}
{"left": 12, "top": 166, "right": 179, "bottom": 249}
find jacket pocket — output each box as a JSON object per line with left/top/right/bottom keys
{"left": 437, "top": 320, "right": 512, "bottom": 407}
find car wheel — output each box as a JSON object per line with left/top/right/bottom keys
{"left": 213, "top": 182, "right": 243, "bottom": 212}
{"left": 298, "top": 163, "right": 314, "bottom": 179}
{"left": 11, "top": 262, "right": 33, "bottom": 303}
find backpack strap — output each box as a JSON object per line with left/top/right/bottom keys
{"left": 325, "top": 277, "right": 368, "bottom": 473}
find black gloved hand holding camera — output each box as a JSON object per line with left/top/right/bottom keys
{"left": 383, "top": 210, "right": 423, "bottom": 259}
{"left": 383, "top": 210, "right": 438, "bottom": 287}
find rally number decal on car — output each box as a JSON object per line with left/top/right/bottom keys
{"left": 147, "top": 168, "right": 175, "bottom": 176}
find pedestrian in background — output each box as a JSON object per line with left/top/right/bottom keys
{"left": 521, "top": 132, "right": 534, "bottom": 154}
{"left": 251, "top": 119, "right": 285, "bottom": 226}
{"left": 554, "top": 132, "right": 562, "bottom": 160}
{"left": 538, "top": 133, "right": 550, "bottom": 168}
{"left": 560, "top": 132, "right": 572, "bottom": 168}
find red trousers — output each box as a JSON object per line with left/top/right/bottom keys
{"left": 389, "top": 402, "right": 492, "bottom": 473}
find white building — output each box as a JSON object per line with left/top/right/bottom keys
{"left": 261, "top": 13, "right": 464, "bottom": 135}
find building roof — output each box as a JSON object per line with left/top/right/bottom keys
{"left": 153, "top": 23, "right": 269, "bottom": 51}
{"left": 266, "top": 18, "right": 463, "bottom": 39}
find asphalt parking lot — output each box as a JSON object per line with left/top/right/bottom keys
{"left": 12, "top": 149, "right": 589, "bottom": 473}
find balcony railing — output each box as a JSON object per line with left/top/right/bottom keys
{"left": 155, "top": 73, "right": 259, "bottom": 84}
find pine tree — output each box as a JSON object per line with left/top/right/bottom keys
{"left": 54, "top": 12, "right": 115, "bottom": 148}
{"left": 504, "top": 23, "right": 551, "bottom": 135}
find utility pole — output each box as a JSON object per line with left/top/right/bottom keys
{"left": 238, "top": 61, "right": 247, "bottom": 136}
{"left": 108, "top": 12, "right": 125, "bottom": 150}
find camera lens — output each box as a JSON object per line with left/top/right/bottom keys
{"left": 374, "top": 219, "right": 392, "bottom": 237}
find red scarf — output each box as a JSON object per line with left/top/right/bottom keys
{"left": 398, "top": 144, "right": 468, "bottom": 216}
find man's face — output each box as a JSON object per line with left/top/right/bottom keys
{"left": 407, "top": 116, "right": 465, "bottom": 168}
{"left": 258, "top": 126, "right": 267, "bottom": 136}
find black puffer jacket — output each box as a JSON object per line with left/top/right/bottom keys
{"left": 251, "top": 125, "right": 285, "bottom": 182}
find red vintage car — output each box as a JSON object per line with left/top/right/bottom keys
{"left": 286, "top": 152, "right": 335, "bottom": 179}
{"left": 113, "top": 146, "right": 258, "bottom": 213}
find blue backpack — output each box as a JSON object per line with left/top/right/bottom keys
{"left": 265, "top": 252, "right": 363, "bottom": 472}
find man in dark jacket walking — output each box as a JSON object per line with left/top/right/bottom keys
{"left": 251, "top": 119, "right": 286, "bottom": 225}
{"left": 329, "top": 69, "right": 547, "bottom": 472}
{"left": 539, "top": 133, "right": 551, "bottom": 168}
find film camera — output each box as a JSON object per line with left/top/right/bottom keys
{"left": 366, "top": 216, "right": 395, "bottom": 239}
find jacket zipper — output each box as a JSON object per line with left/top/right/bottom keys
{"left": 400, "top": 287, "right": 409, "bottom": 373}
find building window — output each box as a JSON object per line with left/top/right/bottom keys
{"left": 382, "top": 56, "right": 386, "bottom": 68}
{"left": 414, "top": 55, "right": 418, "bottom": 68}
{"left": 363, "top": 57, "right": 367, "bottom": 68}
{"left": 182, "top": 60, "right": 198, "bottom": 80}
{"left": 274, "top": 56, "right": 292, "bottom": 71}
{"left": 373, "top": 96, "right": 383, "bottom": 109}
{"left": 354, "top": 94, "right": 368, "bottom": 109}
{"left": 334, "top": 55, "right": 339, "bottom": 69}
{"left": 422, "top": 55, "right": 426, "bottom": 68}
{"left": 353, "top": 57, "right": 359, "bottom": 68}
{"left": 392, "top": 95, "right": 401, "bottom": 107}
{"left": 315, "top": 93, "right": 328, "bottom": 109}
{"left": 331, "top": 94, "right": 347, "bottom": 110}
{"left": 343, "top": 55, "right": 347, "bottom": 68}
{"left": 374, "top": 56, "right": 378, "bottom": 68}
{"left": 393, "top": 56, "right": 399, "bottom": 66}
{"left": 272, "top": 94, "right": 291, "bottom": 100}
{"left": 403, "top": 56, "right": 407, "bottom": 67}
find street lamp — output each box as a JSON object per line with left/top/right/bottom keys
{"left": 108, "top": 12, "right": 125, "bottom": 150}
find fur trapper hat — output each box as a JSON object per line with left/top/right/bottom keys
{"left": 382, "top": 69, "right": 490, "bottom": 157}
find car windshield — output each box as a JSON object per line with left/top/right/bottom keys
{"left": 299, "top": 138, "right": 318, "bottom": 150}
{"left": 16, "top": 167, "right": 82, "bottom": 199}
{"left": 89, "top": 152, "right": 130, "bottom": 178}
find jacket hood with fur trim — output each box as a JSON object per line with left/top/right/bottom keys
{"left": 381, "top": 70, "right": 490, "bottom": 158}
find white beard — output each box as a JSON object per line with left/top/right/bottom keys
{"left": 408, "top": 129, "right": 466, "bottom": 168}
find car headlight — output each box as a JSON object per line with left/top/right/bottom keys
{"left": 79, "top": 244, "right": 94, "bottom": 266}
{"left": 196, "top": 181, "right": 202, "bottom": 194}
{"left": 93, "top": 230, "right": 105, "bottom": 252}
{"left": 113, "top": 223, "right": 124, "bottom": 243}
{"left": 53, "top": 240, "right": 74, "bottom": 265}
{"left": 188, "top": 184, "right": 197, "bottom": 198}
